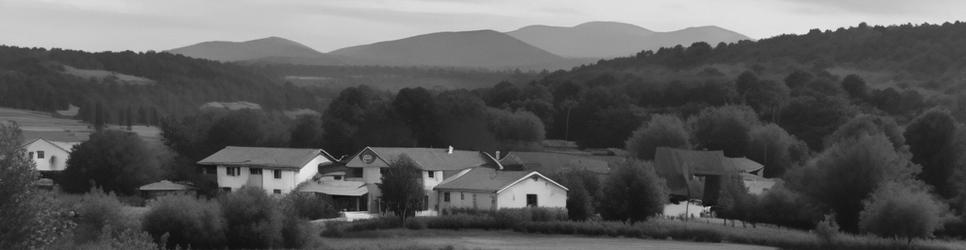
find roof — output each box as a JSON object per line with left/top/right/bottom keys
{"left": 197, "top": 146, "right": 334, "bottom": 170}
{"left": 434, "top": 168, "right": 568, "bottom": 193}
{"left": 347, "top": 147, "right": 499, "bottom": 171}
{"left": 724, "top": 157, "right": 764, "bottom": 173}
{"left": 139, "top": 180, "right": 194, "bottom": 191}
{"left": 22, "top": 138, "right": 80, "bottom": 152}
{"left": 653, "top": 147, "right": 724, "bottom": 197}
{"left": 500, "top": 151, "right": 610, "bottom": 175}
{"left": 298, "top": 181, "right": 368, "bottom": 196}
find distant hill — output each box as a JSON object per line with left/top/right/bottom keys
{"left": 329, "top": 30, "right": 575, "bottom": 70}
{"left": 167, "top": 36, "right": 343, "bottom": 64}
{"left": 507, "top": 21, "right": 750, "bottom": 58}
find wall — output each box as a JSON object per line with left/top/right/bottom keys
{"left": 438, "top": 190, "right": 496, "bottom": 211}
{"left": 24, "top": 140, "right": 70, "bottom": 172}
{"left": 496, "top": 175, "right": 567, "bottom": 209}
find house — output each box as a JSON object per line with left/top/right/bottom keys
{"left": 653, "top": 147, "right": 770, "bottom": 205}
{"left": 328, "top": 146, "right": 567, "bottom": 214}
{"left": 434, "top": 167, "right": 568, "bottom": 210}
{"left": 197, "top": 146, "right": 336, "bottom": 194}
{"left": 22, "top": 138, "right": 79, "bottom": 178}
{"left": 139, "top": 180, "right": 196, "bottom": 199}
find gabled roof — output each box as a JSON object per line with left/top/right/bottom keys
{"left": 139, "top": 180, "right": 194, "bottom": 191}
{"left": 433, "top": 167, "right": 568, "bottom": 193}
{"left": 22, "top": 138, "right": 79, "bottom": 153}
{"left": 724, "top": 157, "right": 764, "bottom": 173}
{"left": 346, "top": 147, "right": 500, "bottom": 171}
{"left": 500, "top": 151, "right": 610, "bottom": 174}
{"left": 197, "top": 146, "right": 334, "bottom": 170}
{"left": 653, "top": 147, "right": 765, "bottom": 197}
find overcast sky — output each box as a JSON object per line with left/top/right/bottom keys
{"left": 0, "top": 0, "right": 962, "bottom": 52}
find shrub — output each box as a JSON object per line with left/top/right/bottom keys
{"left": 405, "top": 218, "right": 427, "bottom": 230}
{"left": 859, "top": 181, "right": 951, "bottom": 242}
{"left": 141, "top": 194, "right": 225, "bottom": 248}
{"left": 220, "top": 186, "right": 282, "bottom": 249}
{"left": 61, "top": 130, "right": 160, "bottom": 195}
{"left": 279, "top": 194, "right": 320, "bottom": 249}
{"left": 814, "top": 214, "right": 840, "bottom": 245}
{"left": 283, "top": 191, "right": 339, "bottom": 220}
{"left": 72, "top": 188, "right": 126, "bottom": 243}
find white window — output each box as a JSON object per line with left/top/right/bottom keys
{"left": 273, "top": 170, "right": 282, "bottom": 179}
{"left": 36, "top": 151, "right": 45, "bottom": 159}
{"left": 250, "top": 168, "right": 262, "bottom": 175}
{"left": 227, "top": 167, "right": 241, "bottom": 176}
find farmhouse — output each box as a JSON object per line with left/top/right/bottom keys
{"left": 197, "top": 146, "right": 337, "bottom": 194}
{"left": 653, "top": 147, "right": 774, "bottom": 205}
{"left": 434, "top": 167, "right": 568, "bottom": 210}
{"left": 327, "top": 146, "right": 567, "bottom": 214}
{"left": 22, "top": 138, "right": 79, "bottom": 178}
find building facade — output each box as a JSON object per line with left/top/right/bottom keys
{"left": 198, "top": 146, "right": 336, "bottom": 194}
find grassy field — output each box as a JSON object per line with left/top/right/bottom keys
{"left": 323, "top": 229, "right": 777, "bottom": 250}
{"left": 0, "top": 107, "right": 163, "bottom": 146}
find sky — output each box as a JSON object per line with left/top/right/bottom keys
{"left": 0, "top": 0, "right": 963, "bottom": 52}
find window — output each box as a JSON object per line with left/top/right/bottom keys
{"left": 273, "top": 170, "right": 282, "bottom": 179}
{"left": 273, "top": 189, "right": 282, "bottom": 194}
{"left": 250, "top": 168, "right": 262, "bottom": 175}
{"left": 36, "top": 151, "right": 45, "bottom": 159}
{"left": 460, "top": 192, "right": 465, "bottom": 200}
{"left": 221, "top": 187, "right": 232, "bottom": 193}
{"left": 334, "top": 176, "right": 342, "bottom": 180}
{"left": 423, "top": 195, "right": 429, "bottom": 210}
{"left": 28, "top": 152, "right": 33, "bottom": 159}
{"left": 227, "top": 167, "right": 240, "bottom": 176}
{"left": 428, "top": 171, "right": 435, "bottom": 178}
{"left": 444, "top": 192, "right": 450, "bottom": 202}
{"left": 351, "top": 168, "right": 364, "bottom": 178}
{"left": 526, "top": 194, "right": 538, "bottom": 207}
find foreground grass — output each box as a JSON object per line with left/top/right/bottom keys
{"left": 323, "top": 216, "right": 966, "bottom": 250}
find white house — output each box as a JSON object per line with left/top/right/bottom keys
{"left": 197, "top": 146, "right": 336, "bottom": 194}
{"left": 434, "top": 167, "right": 568, "bottom": 210}
{"left": 333, "top": 146, "right": 568, "bottom": 214}
{"left": 22, "top": 138, "right": 79, "bottom": 174}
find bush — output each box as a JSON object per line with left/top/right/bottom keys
{"left": 279, "top": 194, "right": 320, "bottom": 249}
{"left": 600, "top": 160, "right": 667, "bottom": 223}
{"left": 61, "top": 130, "right": 160, "bottom": 195}
{"left": 859, "top": 181, "right": 950, "bottom": 242}
{"left": 72, "top": 188, "right": 126, "bottom": 243}
{"left": 220, "top": 186, "right": 282, "bottom": 249}
{"left": 141, "top": 194, "right": 225, "bottom": 248}
{"left": 814, "top": 214, "right": 840, "bottom": 245}
{"left": 283, "top": 191, "right": 339, "bottom": 220}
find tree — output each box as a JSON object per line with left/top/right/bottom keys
{"left": 0, "top": 122, "right": 69, "bottom": 249}
{"left": 779, "top": 93, "right": 853, "bottom": 151}
{"left": 788, "top": 134, "right": 918, "bottom": 232}
{"left": 564, "top": 175, "right": 593, "bottom": 221}
{"left": 747, "top": 124, "right": 808, "bottom": 178}
{"left": 378, "top": 156, "right": 424, "bottom": 221}
{"left": 689, "top": 105, "right": 760, "bottom": 157}
{"left": 61, "top": 130, "right": 160, "bottom": 195}
{"left": 784, "top": 70, "right": 814, "bottom": 90}
{"left": 322, "top": 85, "right": 391, "bottom": 156}
{"left": 826, "top": 114, "right": 905, "bottom": 151}
{"left": 904, "top": 109, "right": 958, "bottom": 197}
{"left": 599, "top": 160, "right": 668, "bottom": 223}
{"left": 859, "top": 181, "right": 950, "bottom": 243}
{"left": 716, "top": 173, "right": 758, "bottom": 226}
{"left": 625, "top": 114, "right": 692, "bottom": 160}
{"left": 434, "top": 90, "right": 497, "bottom": 151}
{"left": 207, "top": 110, "right": 289, "bottom": 151}
{"left": 289, "top": 115, "right": 324, "bottom": 148}
{"left": 840, "top": 74, "right": 867, "bottom": 100}
{"left": 487, "top": 108, "right": 546, "bottom": 150}
{"left": 393, "top": 87, "right": 439, "bottom": 147}
{"left": 220, "top": 186, "right": 283, "bottom": 249}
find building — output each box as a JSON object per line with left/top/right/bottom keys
{"left": 434, "top": 167, "right": 568, "bottom": 210}
{"left": 653, "top": 147, "right": 771, "bottom": 205}
{"left": 197, "top": 146, "right": 336, "bottom": 194}
{"left": 329, "top": 146, "right": 567, "bottom": 214}
{"left": 22, "top": 138, "right": 79, "bottom": 178}
{"left": 139, "top": 180, "right": 196, "bottom": 199}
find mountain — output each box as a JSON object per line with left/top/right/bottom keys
{"left": 167, "top": 37, "right": 343, "bottom": 64}
{"left": 507, "top": 21, "right": 750, "bottom": 58}
{"left": 329, "top": 30, "right": 574, "bottom": 69}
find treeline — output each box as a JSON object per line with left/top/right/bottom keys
{"left": 0, "top": 45, "right": 336, "bottom": 122}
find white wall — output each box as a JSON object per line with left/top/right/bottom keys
{"left": 216, "top": 154, "right": 329, "bottom": 194}
{"left": 496, "top": 175, "right": 567, "bottom": 209}
{"left": 438, "top": 191, "right": 496, "bottom": 211}
{"left": 24, "top": 140, "right": 70, "bottom": 172}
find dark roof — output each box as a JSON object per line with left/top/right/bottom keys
{"left": 724, "top": 157, "right": 764, "bottom": 173}
{"left": 354, "top": 147, "right": 499, "bottom": 171}
{"left": 434, "top": 167, "right": 567, "bottom": 193}
{"left": 197, "top": 146, "right": 333, "bottom": 170}
{"left": 653, "top": 147, "right": 725, "bottom": 197}
{"left": 139, "top": 180, "right": 194, "bottom": 191}
{"left": 500, "top": 151, "right": 610, "bottom": 174}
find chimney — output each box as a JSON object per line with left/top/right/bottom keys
{"left": 495, "top": 150, "right": 501, "bottom": 160}
{"left": 447, "top": 146, "right": 454, "bottom": 154}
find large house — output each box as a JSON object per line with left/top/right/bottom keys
{"left": 22, "top": 138, "right": 79, "bottom": 178}
{"left": 197, "top": 146, "right": 337, "bottom": 194}
{"left": 303, "top": 146, "right": 567, "bottom": 214}
{"left": 653, "top": 147, "right": 775, "bottom": 205}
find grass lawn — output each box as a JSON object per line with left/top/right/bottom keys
{"left": 322, "top": 229, "right": 777, "bottom": 250}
